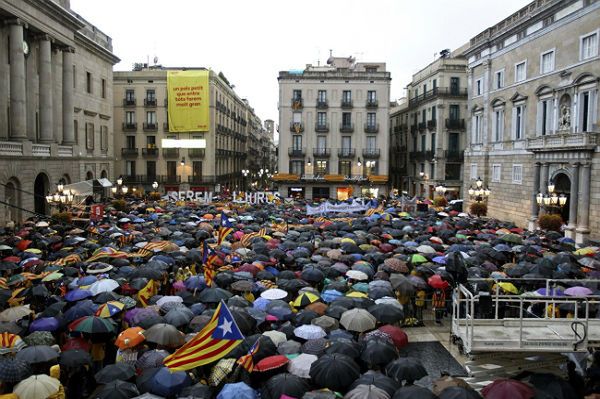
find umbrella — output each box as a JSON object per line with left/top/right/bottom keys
{"left": 389, "top": 274, "right": 415, "bottom": 296}
{"left": 136, "top": 350, "right": 169, "bottom": 370}
{"left": 143, "top": 323, "right": 185, "bottom": 347}
{"left": 16, "top": 345, "right": 59, "bottom": 364}
{"left": 360, "top": 338, "right": 398, "bottom": 367}
{"left": 346, "top": 270, "right": 369, "bottom": 281}
{"left": 294, "top": 325, "right": 327, "bottom": 340}
{"left": 164, "top": 307, "right": 194, "bottom": 327}
{"left": 293, "top": 292, "right": 321, "bottom": 308}
{"left": 287, "top": 353, "right": 317, "bottom": 378}
{"left": 497, "top": 282, "right": 519, "bottom": 294}
{"left": 180, "top": 383, "right": 211, "bottom": 399}
{"left": 95, "top": 301, "right": 126, "bottom": 318}
{"left": 23, "top": 331, "right": 54, "bottom": 346}
{"left": 150, "top": 367, "right": 192, "bottom": 397}
{"left": 262, "top": 373, "right": 310, "bottom": 399}
{"left": 564, "top": 286, "right": 593, "bottom": 296}
{"left": 0, "top": 305, "right": 31, "bottom": 322}
{"left": 198, "top": 287, "right": 233, "bottom": 303}
{"left": 432, "top": 376, "right": 471, "bottom": 395}
{"left": 345, "top": 384, "right": 389, "bottom": 399}
{"left": 481, "top": 378, "right": 535, "bottom": 399}
{"left": 96, "top": 380, "right": 140, "bottom": 399}
{"left": 0, "top": 358, "right": 31, "bottom": 383}
{"left": 262, "top": 331, "right": 287, "bottom": 346}
{"left": 377, "top": 325, "right": 408, "bottom": 349}
{"left": 526, "top": 372, "right": 579, "bottom": 399}
{"left": 255, "top": 355, "right": 290, "bottom": 373}
{"left": 438, "top": 386, "right": 482, "bottom": 399}
{"left": 340, "top": 308, "right": 376, "bottom": 332}
{"left": 393, "top": 385, "right": 438, "bottom": 399}
{"left": 310, "top": 353, "right": 360, "bottom": 393}
{"left": 116, "top": 327, "right": 146, "bottom": 350}
{"left": 368, "top": 304, "right": 404, "bottom": 324}
{"left": 428, "top": 275, "right": 449, "bottom": 289}
{"left": 89, "top": 279, "right": 120, "bottom": 295}
{"left": 64, "top": 289, "right": 93, "bottom": 302}
{"left": 59, "top": 349, "right": 92, "bottom": 368}
{"left": 261, "top": 288, "right": 288, "bottom": 300}
{"left": 0, "top": 332, "right": 26, "bottom": 354}
{"left": 13, "top": 374, "right": 60, "bottom": 399}
{"left": 218, "top": 382, "right": 256, "bottom": 399}
{"left": 96, "top": 363, "right": 136, "bottom": 384}
{"left": 385, "top": 357, "right": 427, "bottom": 383}
{"left": 69, "top": 316, "right": 115, "bottom": 334}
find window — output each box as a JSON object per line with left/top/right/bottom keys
{"left": 431, "top": 106, "right": 436, "bottom": 121}
{"left": 146, "top": 161, "right": 156, "bottom": 179}
{"left": 146, "top": 136, "right": 156, "bottom": 147}
{"left": 342, "top": 90, "right": 352, "bottom": 102}
{"left": 125, "top": 111, "right": 135, "bottom": 124}
{"left": 167, "top": 161, "right": 176, "bottom": 178}
{"left": 578, "top": 90, "right": 597, "bottom": 132}
{"left": 292, "top": 90, "right": 302, "bottom": 100}
{"left": 581, "top": 32, "right": 598, "bottom": 60}
{"left": 493, "top": 109, "right": 504, "bottom": 142}
{"left": 85, "top": 122, "right": 94, "bottom": 150}
{"left": 423, "top": 84, "right": 427, "bottom": 94}
{"left": 367, "top": 90, "right": 376, "bottom": 101}
{"left": 540, "top": 50, "right": 555, "bottom": 74}
{"left": 73, "top": 65, "right": 76, "bottom": 89}
{"left": 73, "top": 120, "right": 78, "bottom": 144}
{"left": 537, "top": 99, "right": 553, "bottom": 136}
{"left": 420, "top": 135, "right": 426, "bottom": 152}
{"left": 341, "top": 136, "right": 351, "bottom": 152}
{"left": 450, "top": 77, "right": 460, "bottom": 95}
{"left": 292, "top": 135, "right": 302, "bottom": 150}
{"left": 86, "top": 72, "right": 92, "bottom": 93}
{"left": 317, "top": 90, "right": 326, "bottom": 102}
{"left": 317, "top": 112, "right": 327, "bottom": 126}
{"left": 492, "top": 164, "right": 501, "bottom": 182}
{"left": 495, "top": 70, "right": 504, "bottom": 89}
{"left": 125, "top": 89, "right": 135, "bottom": 101}
{"left": 290, "top": 160, "right": 303, "bottom": 175}
{"left": 513, "top": 104, "right": 525, "bottom": 140}
{"left": 192, "top": 161, "right": 202, "bottom": 179}
{"left": 101, "top": 79, "right": 106, "bottom": 99}
{"left": 315, "top": 160, "right": 328, "bottom": 175}
{"left": 366, "top": 136, "right": 376, "bottom": 150}
{"left": 421, "top": 109, "right": 426, "bottom": 123}
{"left": 449, "top": 104, "right": 460, "bottom": 121}
{"left": 339, "top": 160, "right": 352, "bottom": 176}
{"left": 431, "top": 133, "right": 436, "bottom": 152}
{"left": 515, "top": 61, "right": 527, "bottom": 82}
{"left": 365, "top": 67, "right": 377, "bottom": 73}
{"left": 126, "top": 136, "right": 135, "bottom": 148}
{"left": 100, "top": 126, "right": 108, "bottom": 151}
{"left": 126, "top": 161, "right": 136, "bottom": 177}
{"left": 472, "top": 113, "right": 482, "bottom": 143}
{"left": 367, "top": 113, "right": 376, "bottom": 127}
{"left": 146, "top": 111, "right": 156, "bottom": 124}
{"left": 432, "top": 79, "right": 437, "bottom": 90}
{"left": 430, "top": 163, "right": 435, "bottom": 180}
{"left": 316, "top": 135, "right": 327, "bottom": 150}
{"left": 470, "top": 164, "right": 478, "bottom": 180}
{"left": 512, "top": 164, "right": 523, "bottom": 184}
{"left": 475, "top": 78, "right": 482, "bottom": 96}
{"left": 146, "top": 89, "right": 156, "bottom": 101}
{"left": 448, "top": 132, "right": 459, "bottom": 152}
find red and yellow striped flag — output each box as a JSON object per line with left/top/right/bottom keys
{"left": 236, "top": 339, "right": 260, "bottom": 372}
{"left": 137, "top": 279, "right": 157, "bottom": 307}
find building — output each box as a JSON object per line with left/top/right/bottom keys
{"left": 0, "top": 0, "right": 119, "bottom": 224}
{"left": 274, "top": 55, "right": 391, "bottom": 200}
{"left": 464, "top": 0, "right": 600, "bottom": 244}
{"left": 113, "top": 66, "right": 271, "bottom": 195}
{"left": 390, "top": 48, "right": 468, "bottom": 199}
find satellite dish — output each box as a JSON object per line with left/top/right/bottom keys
{"left": 153, "top": 56, "right": 158, "bottom": 64}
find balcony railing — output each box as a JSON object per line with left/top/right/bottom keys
{"left": 362, "top": 148, "right": 380, "bottom": 158}
{"left": 410, "top": 125, "right": 418, "bottom": 134}
{"left": 121, "top": 148, "right": 138, "bottom": 157}
{"left": 315, "top": 123, "right": 329, "bottom": 133}
{"left": 316, "top": 100, "right": 328, "bottom": 109}
{"left": 410, "top": 150, "right": 434, "bottom": 161}
{"left": 162, "top": 148, "right": 180, "bottom": 158}
{"left": 408, "top": 87, "right": 468, "bottom": 108}
{"left": 288, "top": 147, "right": 306, "bottom": 157}
{"left": 445, "top": 118, "right": 465, "bottom": 130}
{"left": 526, "top": 132, "right": 600, "bottom": 152}
{"left": 157, "top": 175, "right": 181, "bottom": 184}
{"left": 144, "top": 98, "right": 157, "bottom": 107}
{"left": 427, "top": 119, "right": 437, "bottom": 129}
{"left": 313, "top": 148, "right": 331, "bottom": 157}
{"left": 188, "top": 149, "right": 206, "bottom": 158}
{"left": 341, "top": 99, "right": 353, "bottom": 109}
{"left": 418, "top": 122, "right": 426, "bottom": 131}
{"left": 143, "top": 122, "right": 158, "bottom": 132}
{"left": 122, "top": 122, "right": 137, "bottom": 131}
{"left": 366, "top": 99, "right": 378, "bottom": 108}
{"left": 443, "top": 150, "right": 465, "bottom": 161}
{"left": 123, "top": 98, "right": 136, "bottom": 107}
{"left": 340, "top": 123, "right": 354, "bottom": 133}
{"left": 291, "top": 98, "right": 303, "bottom": 110}
{"left": 337, "top": 148, "right": 356, "bottom": 158}
{"left": 142, "top": 148, "right": 158, "bottom": 157}
{"left": 364, "top": 123, "right": 379, "bottom": 133}
{"left": 290, "top": 122, "right": 304, "bottom": 133}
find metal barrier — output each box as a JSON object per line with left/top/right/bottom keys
{"left": 451, "top": 280, "right": 600, "bottom": 355}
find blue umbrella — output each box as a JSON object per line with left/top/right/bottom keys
{"left": 493, "top": 244, "right": 512, "bottom": 252}
{"left": 253, "top": 297, "right": 270, "bottom": 310}
{"left": 64, "top": 289, "right": 93, "bottom": 302}
{"left": 217, "top": 382, "right": 257, "bottom": 399}
{"left": 29, "top": 317, "right": 60, "bottom": 332}
{"left": 404, "top": 241, "right": 418, "bottom": 247}
{"left": 265, "top": 266, "right": 280, "bottom": 276}
{"left": 432, "top": 256, "right": 447, "bottom": 265}
{"left": 536, "top": 288, "right": 564, "bottom": 296}
{"left": 64, "top": 300, "right": 98, "bottom": 322}
{"left": 150, "top": 367, "right": 192, "bottom": 397}
{"left": 77, "top": 276, "right": 98, "bottom": 286}
{"left": 184, "top": 276, "right": 206, "bottom": 290}
{"left": 322, "top": 290, "right": 343, "bottom": 303}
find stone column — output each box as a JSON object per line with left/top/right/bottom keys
{"left": 528, "top": 162, "right": 541, "bottom": 230}
{"left": 565, "top": 162, "right": 579, "bottom": 239}
{"left": 576, "top": 163, "right": 591, "bottom": 244}
{"left": 38, "top": 35, "right": 54, "bottom": 143}
{"left": 62, "top": 47, "right": 75, "bottom": 145}
{"left": 8, "top": 19, "right": 27, "bottom": 141}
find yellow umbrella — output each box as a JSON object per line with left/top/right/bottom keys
{"left": 292, "top": 292, "right": 320, "bottom": 308}
{"left": 42, "top": 272, "right": 64, "bottom": 282}
{"left": 346, "top": 291, "right": 368, "bottom": 298}
{"left": 24, "top": 248, "right": 42, "bottom": 255}
{"left": 496, "top": 282, "right": 518, "bottom": 294}
{"left": 341, "top": 238, "right": 356, "bottom": 244}
{"left": 574, "top": 247, "right": 597, "bottom": 256}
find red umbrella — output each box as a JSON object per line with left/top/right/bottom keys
{"left": 378, "top": 325, "right": 408, "bottom": 349}
{"left": 16, "top": 240, "right": 32, "bottom": 252}
{"left": 254, "top": 355, "right": 290, "bottom": 372}
{"left": 3, "top": 256, "right": 21, "bottom": 263}
{"left": 481, "top": 378, "right": 535, "bottom": 399}
{"left": 428, "top": 275, "right": 449, "bottom": 290}
{"left": 62, "top": 337, "right": 91, "bottom": 352}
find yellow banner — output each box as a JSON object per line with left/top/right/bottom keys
{"left": 167, "top": 70, "right": 210, "bottom": 132}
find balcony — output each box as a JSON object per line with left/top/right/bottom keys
{"left": 122, "top": 122, "right": 137, "bottom": 132}
{"left": 337, "top": 148, "right": 356, "bottom": 158}
{"left": 427, "top": 119, "right": 437, "bottom": 130}
{"left": 188, "top": 148, "right": 206, "bottom": 158}
{"left": 162, "top": 148, "right": 180, "bottom": 158}
{"left": 364, "top": 123, "right": 379, "bottom": 133}
{"left": 123, "top": 175, "right": 143, "bottom": 184}
{"left": 410, "top": 150, "right": 434, "bottom": 161}
{"left": 144, "top": 98, "right": 157, "bottom": 107}
{"left": 142, "top": 148, "right": 158, "bottom": 157}
{"left": 288, "top": 147, "right": 306, "bottom": 157}
{"left": 340, "top": 123, "right": 354, "bottom": 133}
{"left": 408, "top": 87, "right": 468, "bottom": 108}
{"left": 313, "top": 148, "right": 331, "bottom": 157}
{"left": 418, "top": 122, "right": 426, "bottom": 131}
{"left": 143, "top": 122, "right": 158, "bottom": 132}
{"left": 410, "top": 125, "right": 418, "bottom": 134}
{"left": 526, "top": 132, "right": 600, "bottom": 152}
{"left": 443, "top": 150, "right": 465, "bottom": 161}
{"left": 121, "top": 148, "right": 138, "bottom": 157}
{"left": 316, "top": 100, "right": 328, "bottom": 109}
{"left": 291, "top": 98, "right": 303, "bottom": 110}
{"left": 315, "top": 123, "right": 329, "bottom": 133}
{"left": 362, "top": 148, "right": 380, "bottom": 158}
{"left": 341, "top": 99, "right": 353, "bottom": 109}
{"left": 290, "top": 122, "right": 304, "bottom": 133}
{"left": 123, "top": 98, "right": 135, "bottom": 107}
{"left": 157, "top": 175, "right": 181, "bottom": 184}
{"left": 445, "top": 118, "right": 465, "bottom": 130}
{"left": 366, "top": 99, "right": 378, "bottom": 109}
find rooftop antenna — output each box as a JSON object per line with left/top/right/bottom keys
{"left": 153, "top": 56, "right": 158, "bottom": 65}
{"left": 317, "top": 48, "right": 320, "bottom": 66}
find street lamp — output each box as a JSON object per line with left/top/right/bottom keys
{"left": 242, "top": 169, "right": 249, "bottom": 191}
{"left": 468, "top": 177, "right": 491, "bottom": 203}
{"left": 435, "top": 183, "right": 447, "bottom": 196}
{"left": 112, "top": 176, "right": 128, "bottom": 198}
{"left": 536, "top": 180, "right": 567, "bottom": 213}
{"left": 152, "top": 181, "right": 158, "bottom": 190}
{"left": 46, "top": 182, "right": 74, "bottom": 212}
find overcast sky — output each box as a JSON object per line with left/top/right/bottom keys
{"left": 72, "top": 0, "right": 530, "bottom": 124}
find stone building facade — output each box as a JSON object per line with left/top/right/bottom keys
{"left": 0, "top": 0, "right": 119, "bottom": 224}
{"left": 275, "top": 55, "right": 391, "bottom": 200}
{"left": 113, "top": 66, "right": 273, "bottom": 194}
{"left": 464, "top": 0, "right": 600, "bottom": 243}
{"left": 390, "top": 49, "right": 468, "bottom": 198}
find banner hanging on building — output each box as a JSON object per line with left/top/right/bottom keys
{"left": 167, "top": 70, "right": 210, "bottom": 132}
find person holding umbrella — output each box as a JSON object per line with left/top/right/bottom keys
{"left": 429, "top": 275, "right": 449, "bottom": 325}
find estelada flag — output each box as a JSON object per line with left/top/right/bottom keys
{"left": 164, "top": 300, "right": 244, "bottom": 371}
{"left": 137, "top": 279, "right": 157, "bottom": 307}
{"left": 236, "top": 339, "right": 260, "bottom": 372}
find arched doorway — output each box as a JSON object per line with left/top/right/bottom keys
{"left": 34, "top": 173, "right": 50, "bottom": 215}
{"left": 554, "top": 172, "right": 571, "bottom": 223}
{"left": 86, "top": 171, "right": 94, "bottom": 180}
{"left": 4, "top": 178, "right": 21, "bottom": 222}
{"left": 100, "top": 170, "right": 107, "bottom": 179}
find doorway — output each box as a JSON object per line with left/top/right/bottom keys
{"left": 34, "top": 173, "right": 50, "bottom": 215}
{"left": 554, "top": 172, "right": 571, "bottom": 223}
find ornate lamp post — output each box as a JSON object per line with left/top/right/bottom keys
{"left": 435, "top": 183, "right": 447, "bottom": 197}
{"left": 242, "top": 169, "right": 249, "bottom": 191}
{"left": 111, "top": 175, "right": 128, "bottom": 198}
{"left": 46, "top": 182, "right": 74, "bottom": 212}
{"left": 468, "top": 177, "right": 491, "bottom": 203}
{"left": 536, "top": 179, "right": 567, "bottom": 213}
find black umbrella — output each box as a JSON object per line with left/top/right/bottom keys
{"left": 309, "top": 353, "right": 360, "bottom": 393}
{"left": 393, "top": 385, "right": 438, "bottom": 399}
{"left": 385, "top": 357, "right": 427, "bottom": 383}
{"left": 179, "top": 382, "right": 212, "bottom": 398}
{"left": 368, "top": 304, "right": 404, "bottom": 324}
{"left": 437, "top": 386, "right": 482, "bottom": 399}
{"left": 95, "top": 379, "right": 140, "bottom": 399}
{"left": 326, "top": 338, "right": 361, "bottom": 358}
{"left": 137, "top": 314, "right": 166, "bottom": 329}
{"left": 198, "top": 287, "right": 233, "bottom": 303}
{"left": 360, "top": 338, "right": 398, "bottom": 367}
{"left": 262, "top": 373, "right": 311, "bottom": 399}
{"left": 60, "top": 349, "right": 92, "bottom": 368}
{"left": 527, "top": 372, "right": 579, "bottom": 399}
{"left": 230, "top": 308, "right": 257, "bottom": 335}
{"left": 350, "top": 371, "right": 400, "bottom": 397}
{"left": 15, "top": 345, "right": 59, "bottom": 364}
{"left": 301, "top": 266, "right": 325, "bottom": 284}
{"left": 0, "top": 358, "right": 31, "bottom": 383}
{"left": 95, "top": 363, "right": 136, "bottom": 384}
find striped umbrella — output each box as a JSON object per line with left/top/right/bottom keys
{"left": 0, "top": 332, "right": 26, "bottom": 354}
{"left": 95, "top": 301, "right": 125, "bottom": 318}
{"left": 69, "top": 316, "right": 116, "bottom": 334}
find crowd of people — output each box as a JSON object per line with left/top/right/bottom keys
{"left": 0, "top": 196, "right": 598, "bottom": 399}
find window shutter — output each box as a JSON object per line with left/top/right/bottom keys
{"left": 511, "top": 108, "right": 517, "bottom": 140}
{"left": 546, "top": 100, "right": 554, "bottom": 135}
{"left": 536, "top": 101, "right": 542, "bottom": 136}
{"left": 499, "top": 110, "right": 504, "bottom": 141}
{"left": 590, "top": 90, "right": 598, "bottom": 130}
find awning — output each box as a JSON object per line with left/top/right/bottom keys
{"left": 64, "top": 179, "right": 113, "bottom": 196}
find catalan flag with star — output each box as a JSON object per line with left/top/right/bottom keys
{"left": 217, "top": 213, "right": 234, "bottom": 245}
{"left": 202, "top": 242, "right": 218, "bottom": 287}
{"left": 236, "top": 339, "right": 260, "bottom": 372}
{"left": 164, "top": 300, "right": 244, "bottom": 370}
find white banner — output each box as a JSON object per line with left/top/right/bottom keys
{"left": 306, "top": 200, "right": 369, "bottom": 215}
